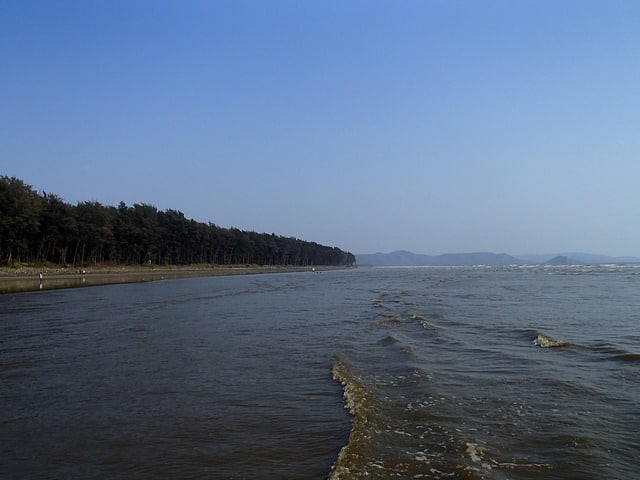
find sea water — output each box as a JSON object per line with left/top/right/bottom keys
{"left": 1, "top": 266, "right": 639, "bottom": 479}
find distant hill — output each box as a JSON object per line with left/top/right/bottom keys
{"left": 356, "top": 251, "right": 523, "bottom": 266}
{"left": 516, "top": 253, "right": 640, "bottom": 264}
{"left": 544, "top": 255, "right": 581, "bottom": 265}
{"left": 356, "top": 250, "right": 640, "bottom": 266}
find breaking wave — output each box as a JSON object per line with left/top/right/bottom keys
{"left": 532, "top": 332, "right": 638, "bottom": 362}
{"left": 533, "top": 333, "right": 570, "bottom": 348}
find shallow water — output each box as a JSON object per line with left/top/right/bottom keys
{"left": 0, "top": 273, "right": 154, "bottom": 293}
{"left": 1, "top": 266, "right": 639, "bottom": 478}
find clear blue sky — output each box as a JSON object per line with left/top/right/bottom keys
{"left": 2, "top": 1, "right": 639, "bottom": 256}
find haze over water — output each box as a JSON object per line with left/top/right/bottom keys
{"left": 2, "top": 265, "right": 639, "bottom": 478}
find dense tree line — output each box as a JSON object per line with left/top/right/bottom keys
{"left": 0, "top": 176, "right": 356, "bottom": 267}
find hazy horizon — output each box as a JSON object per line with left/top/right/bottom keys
{"left": 355, "top": 249, "right": 640, "bottom": 259}
{"left": 3, "top": 1, "right": 639, "bottom": 257}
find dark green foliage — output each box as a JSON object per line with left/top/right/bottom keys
{"left": 0, "top": 176, "right": 356, "bottom": 267}
{"left": 0, "top": 176, "right": 42, "bottom": 264}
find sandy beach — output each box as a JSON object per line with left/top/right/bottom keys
{"left": 0, "top": 264, "right": 336, "bottom": 294}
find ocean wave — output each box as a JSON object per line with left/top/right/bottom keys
{"left": 612, "top": 353, "right": 640, "bottom": 362}
{"left": 331, "top": 354, "right": 425, "bottom": 479}
{"left": 531, "top": 334, "right": 635, "bottom": 360}
{"left": 411, "top": 314, "right": 437, "bottom": 330}
{"left": 329, "top": 355, "right": 378, "bottom": 479}
{"left": 381, "top": 311, "right": 401, "bottom": 322}
{"left": 330, "top": 354, "right": 462, "bottom": 479}
{"left": 331, "top": 350, "right": 562, "bottom": 479}
{"left": 372, "top": 310, "right": 441, "bottom": 331}
{"left": 379, "top": 334, "right": 400, "bottom": 345}
{"left": 533, "top": 333, "right": 569, "bottom": 348}
{"left": 463, "top": 442, "right": 550, "bottom": 476}
{"left": 589, "top": 342, "right": 640, "bottom": 362}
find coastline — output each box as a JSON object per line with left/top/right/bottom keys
{"left": 0, "top": 264, "right": 348, "bottom": 294}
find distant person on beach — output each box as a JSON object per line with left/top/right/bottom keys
{"left": 38, "top": 272, "right": 43, "bottom": 281}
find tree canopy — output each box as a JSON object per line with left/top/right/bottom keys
{"left": 0, "top": 176, "right": 355, "bottom": 267}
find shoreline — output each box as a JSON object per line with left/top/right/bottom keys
{"left": 0, "top": 264, "right": 350, "bottom": 294}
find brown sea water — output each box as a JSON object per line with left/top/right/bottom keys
{"left": 2, "top": 266, "right": 639, "bottom": 478}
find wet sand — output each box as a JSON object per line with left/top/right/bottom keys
{"left": 0, "top": 264, "right": 335, "bottom": 294}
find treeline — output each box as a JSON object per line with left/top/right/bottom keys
{"left": 0, "top": 176, "right": 356, "bottom": 267}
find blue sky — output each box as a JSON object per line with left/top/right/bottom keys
{"left": 2, "top": 1, "right": 639, "bottom": 256}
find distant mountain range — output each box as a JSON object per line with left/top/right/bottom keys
{"left": 514, "top": 252, "right": 640, "bottom": 264}
{"left": 355, "top": 250, "right": 640, "bottom": 266}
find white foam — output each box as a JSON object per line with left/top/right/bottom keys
{"left": 534, "top": 333, "right": 567, "bottom": 348}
